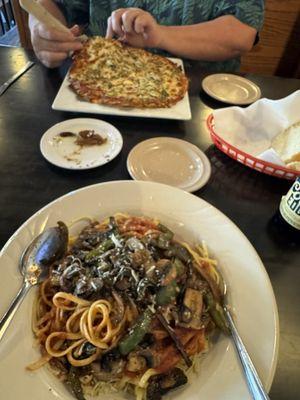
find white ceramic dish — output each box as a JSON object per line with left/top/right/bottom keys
{"left": 52, "top": 58, "right": 191, "bottom": 120}
{"left": 202, "top": 74, "right": 261, "bottom": 105}
{"left": 0, "top": 181, "right": 278, "bottom": 400}
{"left": 40, "top": 118, "right": 123, "bottom": 170}
{"left": 127, "top": 137, "right": 211, "bottom": 192}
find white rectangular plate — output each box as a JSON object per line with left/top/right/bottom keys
{"left": 52, "top": 58, "right": 191, "bottom": 120}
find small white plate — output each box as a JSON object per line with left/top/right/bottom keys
{"left": 202, "top": 74, "right": 261, "bottom": 105}
{"left": 52, "top": 58, "right": 191, "bottom": 121}
{"left": 40, "top": 118, "right": 123, "bottom": 170}
{"left": 127, "top": 137, "right": 211, "bottom": 192}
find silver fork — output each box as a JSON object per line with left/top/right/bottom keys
{"left": 222, "top": 295, "right": 270, "bottom": 400}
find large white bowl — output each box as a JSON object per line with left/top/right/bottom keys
{"left": 0, "top": 181, "right": 279, "bottom": 400}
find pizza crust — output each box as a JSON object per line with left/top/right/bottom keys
{"left": 69, "top": 37, "right": 188, "bottom": 109}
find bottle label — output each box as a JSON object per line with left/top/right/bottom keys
{"left": 280, "top": 178, "right": 300, "bottom": 230}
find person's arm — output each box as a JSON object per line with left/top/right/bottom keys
{"left": 106, "top": 8, "right": 257, "bottom": 61}
{"left": 157, "top": 16, "right": 257, "bottom": 61}
{"left": 29, "top": 0, "right": 83, "bottom": 68}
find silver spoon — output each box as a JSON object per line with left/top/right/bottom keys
{"left": 0, "top": 222, "right": 68, "bottom": 342}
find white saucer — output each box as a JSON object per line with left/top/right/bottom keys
{"left": 202, "top": 73, "right": 261, "bottom": 105}
{"left": 127, "top": 137, "right": 211, "bottom": 192}
{"left": 40, "top": 118, "right": 123, "bottom": 170}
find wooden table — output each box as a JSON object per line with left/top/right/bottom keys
{"left": 0, "top": 47, "right": 299, "bottom": 400}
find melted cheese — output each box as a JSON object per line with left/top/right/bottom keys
{"left": 69, "top": 37, "right": 188, "bottom": 108}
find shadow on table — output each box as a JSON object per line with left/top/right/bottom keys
{"left": 203, "top": 145, "right": 290, "bottom": 202}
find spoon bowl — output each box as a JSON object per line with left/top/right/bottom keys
{"left": 0, "top": 221, "right": 68, "bottom": 342}
{"left": 20, "top": 221, "right": 68, "bottom": 283}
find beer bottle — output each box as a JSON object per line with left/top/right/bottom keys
{"left": 268, "top": 177, "right": 300, "bottom": 246}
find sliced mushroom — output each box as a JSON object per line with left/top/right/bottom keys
{"left": 146, "top": 368, "right": 187, "bottom": 400}
{"left": 136, "top": 348, "right": 156, "bottom": 368}
{"left": 192, "top": 261, "right": 223, "bottom": 303}
{"left": 100, "top": 348, "right": 124, "bottom": 373}
{"left": 131, "top": 249, "right": 151, "bottom": 268}
{"left": 179, "top": 288, "right": 203, "bottom": 329}
{"left": 126, "top": 237, "right": 145, "bottom": 251}
{"left": 97, "top": 348, "right": 125, "bottom": 379}
{"left": 126, "top": 353, "right": 147, "bottom": 373}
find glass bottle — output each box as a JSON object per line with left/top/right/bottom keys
{"left": 268, "top": 177, "right": 300, "bottom": 246}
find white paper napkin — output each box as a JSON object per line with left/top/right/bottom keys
{"left": 212, "top": 90, "right": 300, "bottom": 165}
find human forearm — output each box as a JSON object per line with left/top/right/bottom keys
{"left": 106, "top": 10, "right": 258, "bottom": 62}
{"left": 158, "top": 16, "right": 257, "bottom": 61}
{"left": 28, "top": 0, "right": 82, "bottom": 68}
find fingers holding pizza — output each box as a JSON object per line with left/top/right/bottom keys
{"left": 106, "top": 8, "right": 163, "bottom": 49}
{"left": 30, "top": 23, "right": 83, "bottom": 68}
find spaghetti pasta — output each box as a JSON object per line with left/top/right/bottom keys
{"left": 29, "top": 214, "right": 228, "bottom": 400}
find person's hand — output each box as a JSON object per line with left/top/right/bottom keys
{"left": 30, "top": 23, "right": 83, "bottom": 68}
{"left": 106, "top": 8, "right": 163, "bottom": 48}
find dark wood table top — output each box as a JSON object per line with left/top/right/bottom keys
{"left": 0, "top": 46, "right": 299, "bottom": 400}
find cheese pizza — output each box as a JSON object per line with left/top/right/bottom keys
{"left": 69, "top": 37, "right": 188, "bottom": 108}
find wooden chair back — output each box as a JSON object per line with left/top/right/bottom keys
{"left": 12, "top": 0, "right": 31, "bottom": 48}
{"left": 241, "top": 0, "right": 300, "bottom": 78}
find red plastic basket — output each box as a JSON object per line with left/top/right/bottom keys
{"left": 207, "top": 114, "right": 300, "bottom": 180}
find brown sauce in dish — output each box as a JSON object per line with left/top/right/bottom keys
{"left": 58, "top": 132, "right": 77, "bottom": 138}
{"left": 75, "top": 130, "right": 107, "bottom": 147}
{"left": 55, "top": 130, "right": 107, "bottom": 147}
